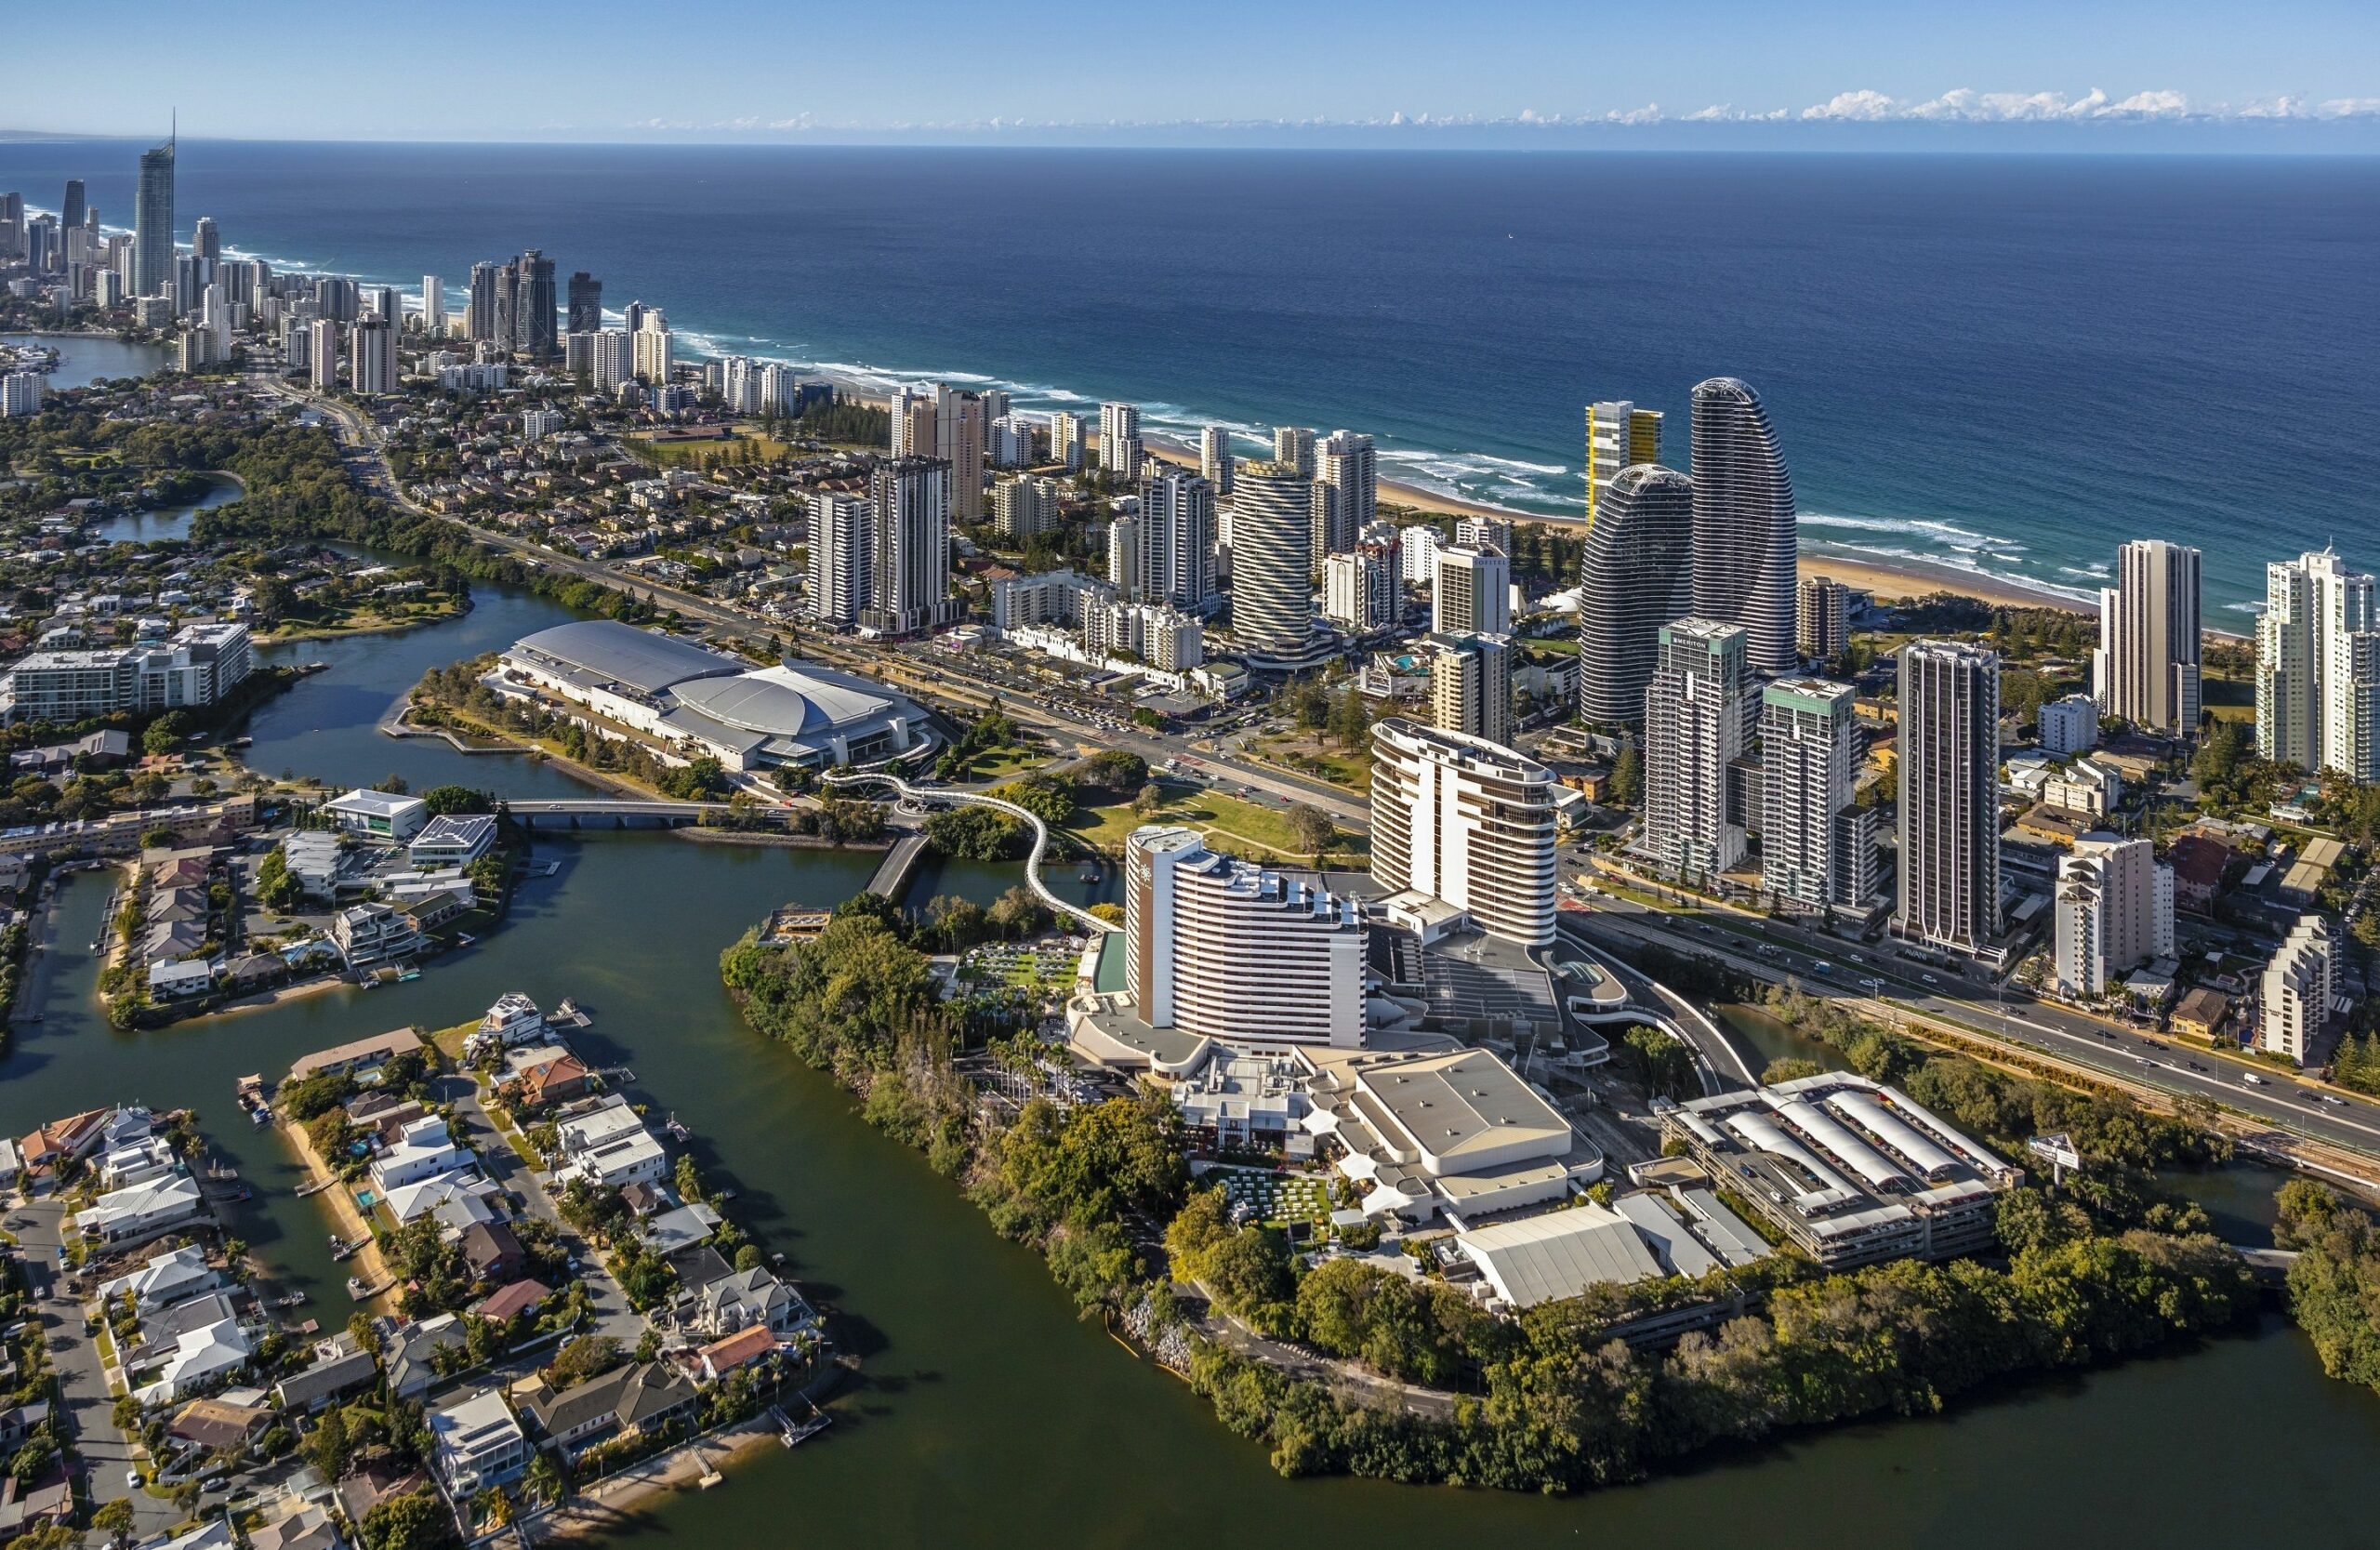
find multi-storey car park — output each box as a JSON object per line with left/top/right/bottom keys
{"left": 1659, "top": 1072, "right": 2020, "bottom": 1268}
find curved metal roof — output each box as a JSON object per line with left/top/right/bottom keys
{"left": 511, "top": 620, "right": 743, "bottom": 696}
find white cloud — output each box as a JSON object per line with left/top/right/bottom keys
{"left": 1605, "top": 102, "right": 1661, "bottom": 126}
{"left": 2321, "top": 98, "right": 2380, "bottom": 117}
{"left": 1802, "top": 89, "right": 1901, "bottom": 121}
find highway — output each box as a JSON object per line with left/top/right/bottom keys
{"left": 1568, "top": 878, "right": 2380, "bottom": 1164}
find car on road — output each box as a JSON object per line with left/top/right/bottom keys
{"left": 1921, "top": 973, "right": 1940, "bottom": 986}
{"left": 2323, "top": 1095, "right": 2348, "bottom": 1106}
{"left": 126, "top": 1470, "right": 141, "bottom": 1490}
{"left": 2242, "top": 1074, "right": 2268, "bottom": 1086}
{"left": 1811, "top": 961, "right": 1834, "bottom": 977}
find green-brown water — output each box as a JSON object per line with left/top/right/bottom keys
{"left": 7, "top": 584, "right": 2378, "bottom": 1547}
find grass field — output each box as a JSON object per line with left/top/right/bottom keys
{"left": 1063, "top": 780, "right": 1367, "bottom": 868}
{"left": 1256, "top": 733, "right": 1372, "bottom": 792}
{"left": 625, "top": 427, "right": 794, "bottom": 466}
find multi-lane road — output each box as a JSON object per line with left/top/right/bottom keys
{"left": 1571, "top": 878, "right": 2380, "bottom": 1165}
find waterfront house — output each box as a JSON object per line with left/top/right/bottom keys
{"left": 637, "top": 1202, "right": 721, "bottom": 1257}
{"left": 685, "top": 1265, "right": 818, "bottom": 1342}
{"left": 16, "top": 1107, "right": 111, "bottom": 1175}
{"left": 325, "top": 789, "right": 430, "bottom": 844}
{"left": 430, "top": 1387, "right": 529, "bottom": 1494}
{"left": 553, "top": 1093, "right": 668, "bottom": 1189}
{"left": 148, "top": 959, "right": 215, "bottom": 1000}
{"left": 246, "top": 1506, "right": 342, "bottom": 1550}
{"left": 368, "top": 1117, "right": 474, "bottom": 1194}
{"left": 332, "top": 901, "right": 426, "bottom": 968}
{"left": 287, "top": 1027, "right": 423, "bottom": 1082}
{"left": 383, "top": 1169, "right": 497, "bottom": 1227}
{"left": 520, "top": 1361, "right": 700, "bottom": 1460}
{"left": 409, "top": 814, "right": 496, "bottom": 869}
{"left": 505, "top": 1048, "right": 592, "bottom": 1109}
{"left": 690, "top": 1323, "right": 777, "bottom": 1383}
{"left": 131, "top": 1314, "right": 254, "bottom": 1404}
{"left": 74, "top": 1172, "right": 205, "bottom": 1247}
{"left": 466, "top": 993, "right": 546, "bottom": 1058}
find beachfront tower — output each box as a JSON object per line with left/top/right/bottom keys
{"left": 1199, "top": 425, "right": 1234, "bottom": 497}
{"left": 1689, "top": 378, "right": 1798, "bottom": 675}
{"left": 862, "top": 457, "right": 957, "bottom": 637}
{"left": 2095, "top": 539, "right": 2202, "bottom": 735}
{"left": 1575, "top": 464, "right": 1696, "bottom": 724}
{"left": 1099, "top": 402, "right": 1143, "bottom": 483}
{"left": 1584, "top": 400, "right": 1663, "bottom": 525}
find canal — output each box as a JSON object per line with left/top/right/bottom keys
{"left": 0, "top": 332, "right": 170, "bottom": 391}
{"left": 6, "top": 573, "right": 2378, "bottom": 1547}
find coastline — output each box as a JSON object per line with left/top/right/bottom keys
{"left": 529, "top": 1414, "right": 784, "bottom": 1543}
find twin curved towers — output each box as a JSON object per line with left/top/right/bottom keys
{"left": 1576, "top": 377, "right": 1799, "bottom": 724}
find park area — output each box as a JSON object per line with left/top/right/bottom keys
{"left": 1063, "top": 778, "right": 1366, "bottom": 868}
{"left": 962, "top": 942, "right": 1080, "bottom": 988}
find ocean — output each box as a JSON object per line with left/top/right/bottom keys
{"left": 5, "top": 139, "right": 2373, "bottom": 614}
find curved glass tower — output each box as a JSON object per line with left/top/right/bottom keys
{"left": 1225, "top": 461, "right": 1315, "bottom": 657}
{"left": 1689, "top": 377, "right": 1798, "bottom": 673}
{"left": 1576, "top": 464, "right": 1696, "bottom": 723}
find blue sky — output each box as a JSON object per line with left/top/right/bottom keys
{"left": 12, "top": 0, "right": 2378, "bottom": 145}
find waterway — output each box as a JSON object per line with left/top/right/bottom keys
{"left": 6, "top": 578, "right": 2379, "bottom": 1546}
{"left": 0, "top": 332, "right": 170, "bottom": 390}
{"left": 87, "top": 470, "right": 244, "bottom": 546}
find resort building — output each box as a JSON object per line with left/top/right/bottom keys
{"left": 1369, "top": 718, "right": 1558, "bottom": 947}
{"left": 498, "top": 619, "right": 929, "bottom": 774}
{"left": 1223, "top": 461, "right": 1316, "bottom": 660}
{"left": 1660, "top": 1072, "right": 2020, "bottom": 1268}
{"left": 2095, "top": 539, "right": 2202, "bottom": 735}
{"left": 1423, "top": 631, "right": 1513, "bottom": 747}
{"left": 1797, "top": 575, "right": 1854, "bottom": 663}
{"left": 0, "top": 620, "right": 253, "bottom": 723}
{"left": 2256, "top": 548, "right": 2380, "bottom": 782}
{"left": 2038, "top": 694, "right": 2100, "bottom": 757}
{"left": 1126, "top": 826, "right": 1363, "bottom": 1047}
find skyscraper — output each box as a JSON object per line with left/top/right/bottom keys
{"left": 1323, "top": 550, "right": 1387, "bottom": 632}
{"left": 133, "top": 131, "right": 176, "bottom": 299}
{"left": 1199, "top": 425, "right": 1234, "bottom": 496}
{"left": 60, "top": 179, "right": 85, "bottom": 236}
{"left": 631, "top": 311, "right": 672, "bottom": 383}
{"left": 466, "top": 261, "right": 502, "bottom": 342}
{"left": 1583, "top": 400, "right": 1662, "bottom": 524}
{"left": 1369, "top": 718, "right": 1559, "bottom": 946}
{"left": 566, "top": 271, "right": 602, "bottom": 337}
{"left": 1138, "top": 468, "right": 1216, "bottom": 612}
{"left": 308, "top": 319, "right": 340, "bottom": 391}
{"left": 1760, "top": 678, "right": 1869, "bottom": 908}
{"left": 1576, "top": 465, "right": 1695, "bottom": 724}
{"left": 1224, "top": 462, "right": 1313, "bottom": 656}
{"left": 1272, "top": 426, "right": 1316, "bottom": 479}
{"left": 365, "top": 285, "right": 402, "bottom": 331}
{"left": 934, "top": 385, "right": 985, "bottom": 523}
{"left": 350, "top": 317, "right": 397, "bottom": 396}
{"left": 2256, "top": 549, "right": 2380, "bottom": 781}
{"left": 0, "top": 193, "right": 20, "bottom": 264}
{"left": 2054, "top": 833, "right": 2175, "bottom": 998}
{"left": 862, "top": 457, "right": 955, "bottom": 636}
{"left": 1689, "top": 377, "right": 1797, "bottom": 674}
{"left": 192, "top": 215, "right": 218, "bottom": 261}
{"left": 1426, "top": 632, "right": 1514, "bottom": 749}
{"left": 1051, "top": 410, "right": 1086, "bottom": 471}
{"left": 890, "top": 389, "right": 935, "bottom": 458}
{"left": 1433, "top": 545, "right": 1511, "bottom": 637}
{"left": 510, "top": 249, "right": 557, "bottom": 360}
{"left": 419, "top": 275, "right": 444, "bottom": 337}
{"left": 1316, "top": 431, "right": 1377, "bottom": 537}
{"left": 2095, "top": 539, "right": 2202, "bottom": 735}
{"left": 1099, "top": 402, "right": 1143, "bottom": 482}
{"left": 1897, "top": 640, "right": 2002, "bottom": 954}
{"left": 807, "top": 494, "right": 873, "bottom": 628}
{"left": 1644, "top": 619, "right": 1749, "bottom": 881}
{"left": 1125, "top": 826, "right": 1364, "bottom": 1049}
{"left": 590, "top": 329, "right": 634, "bottom": 392}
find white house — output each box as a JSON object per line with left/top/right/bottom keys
{"left": 331, "top": 902, "right": 424, "bottom": 968}
{"left": 466, "top": 993, "right": 545, "bottom": 1057}
{"left": 99, "top": 1245, "right": 223, "bottom": 1314}
{"left": 553, "top": 1094, "right": 668, "bottom": 1189}
{"left": 430, "top": 1387, "right": 529, "bottom": 1494}
{"left": 132, "top": 1316, "right": 254, "bottom": 1404}
{"left": 75, "top": 1172, "right": 205, "bottom": 1246}
{"left": 368, "top": 1116, "right": 474, "bottom": 1194}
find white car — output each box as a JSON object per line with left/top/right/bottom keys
{"left": 2242, "top": 1074, "right": 2268, "bottom": 1086}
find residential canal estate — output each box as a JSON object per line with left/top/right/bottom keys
{"left": 11, "top": 580, "right": 2380, "bottom": 1549}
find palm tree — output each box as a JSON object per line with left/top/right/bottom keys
{"left": 526, "top": 1451, "right": 567, "bottom": 1504}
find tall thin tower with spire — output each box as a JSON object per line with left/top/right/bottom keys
{"left": 133, "top": 116, "right": 176, "bottom": 300}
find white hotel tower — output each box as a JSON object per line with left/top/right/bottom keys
{"left": 1125, "top": 827, "right": 1364, "bottom": 1049}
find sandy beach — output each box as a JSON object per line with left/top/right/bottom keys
{"left": 530, "top": 1417, "right": 783, "bottom": 1543}
{"left": 1795, "top": 553, "right": 2091, "bottom": 612}
{"left": 278, "top": 1109, "right": 396, "bottom": 1307}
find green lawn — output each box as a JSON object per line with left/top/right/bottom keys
{"left": 1063, "top": 781, "right": 1368, "bottom": 868}
{"left": 1213, "top": 1169, "right": 1335, "bottom": 1228}
{"left": 1255, "top": 735, "right": 1372, "bottom": 792}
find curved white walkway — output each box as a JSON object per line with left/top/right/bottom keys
{"left": 823, "top": 772, "right": 1119, "bottom": 936}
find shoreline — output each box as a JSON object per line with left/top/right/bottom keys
{"left": 530, "top": 1414, "right": 784, "bottom": 1543}
{"left": 275, "top": 1106, "right": 397, "bottom": 1308}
